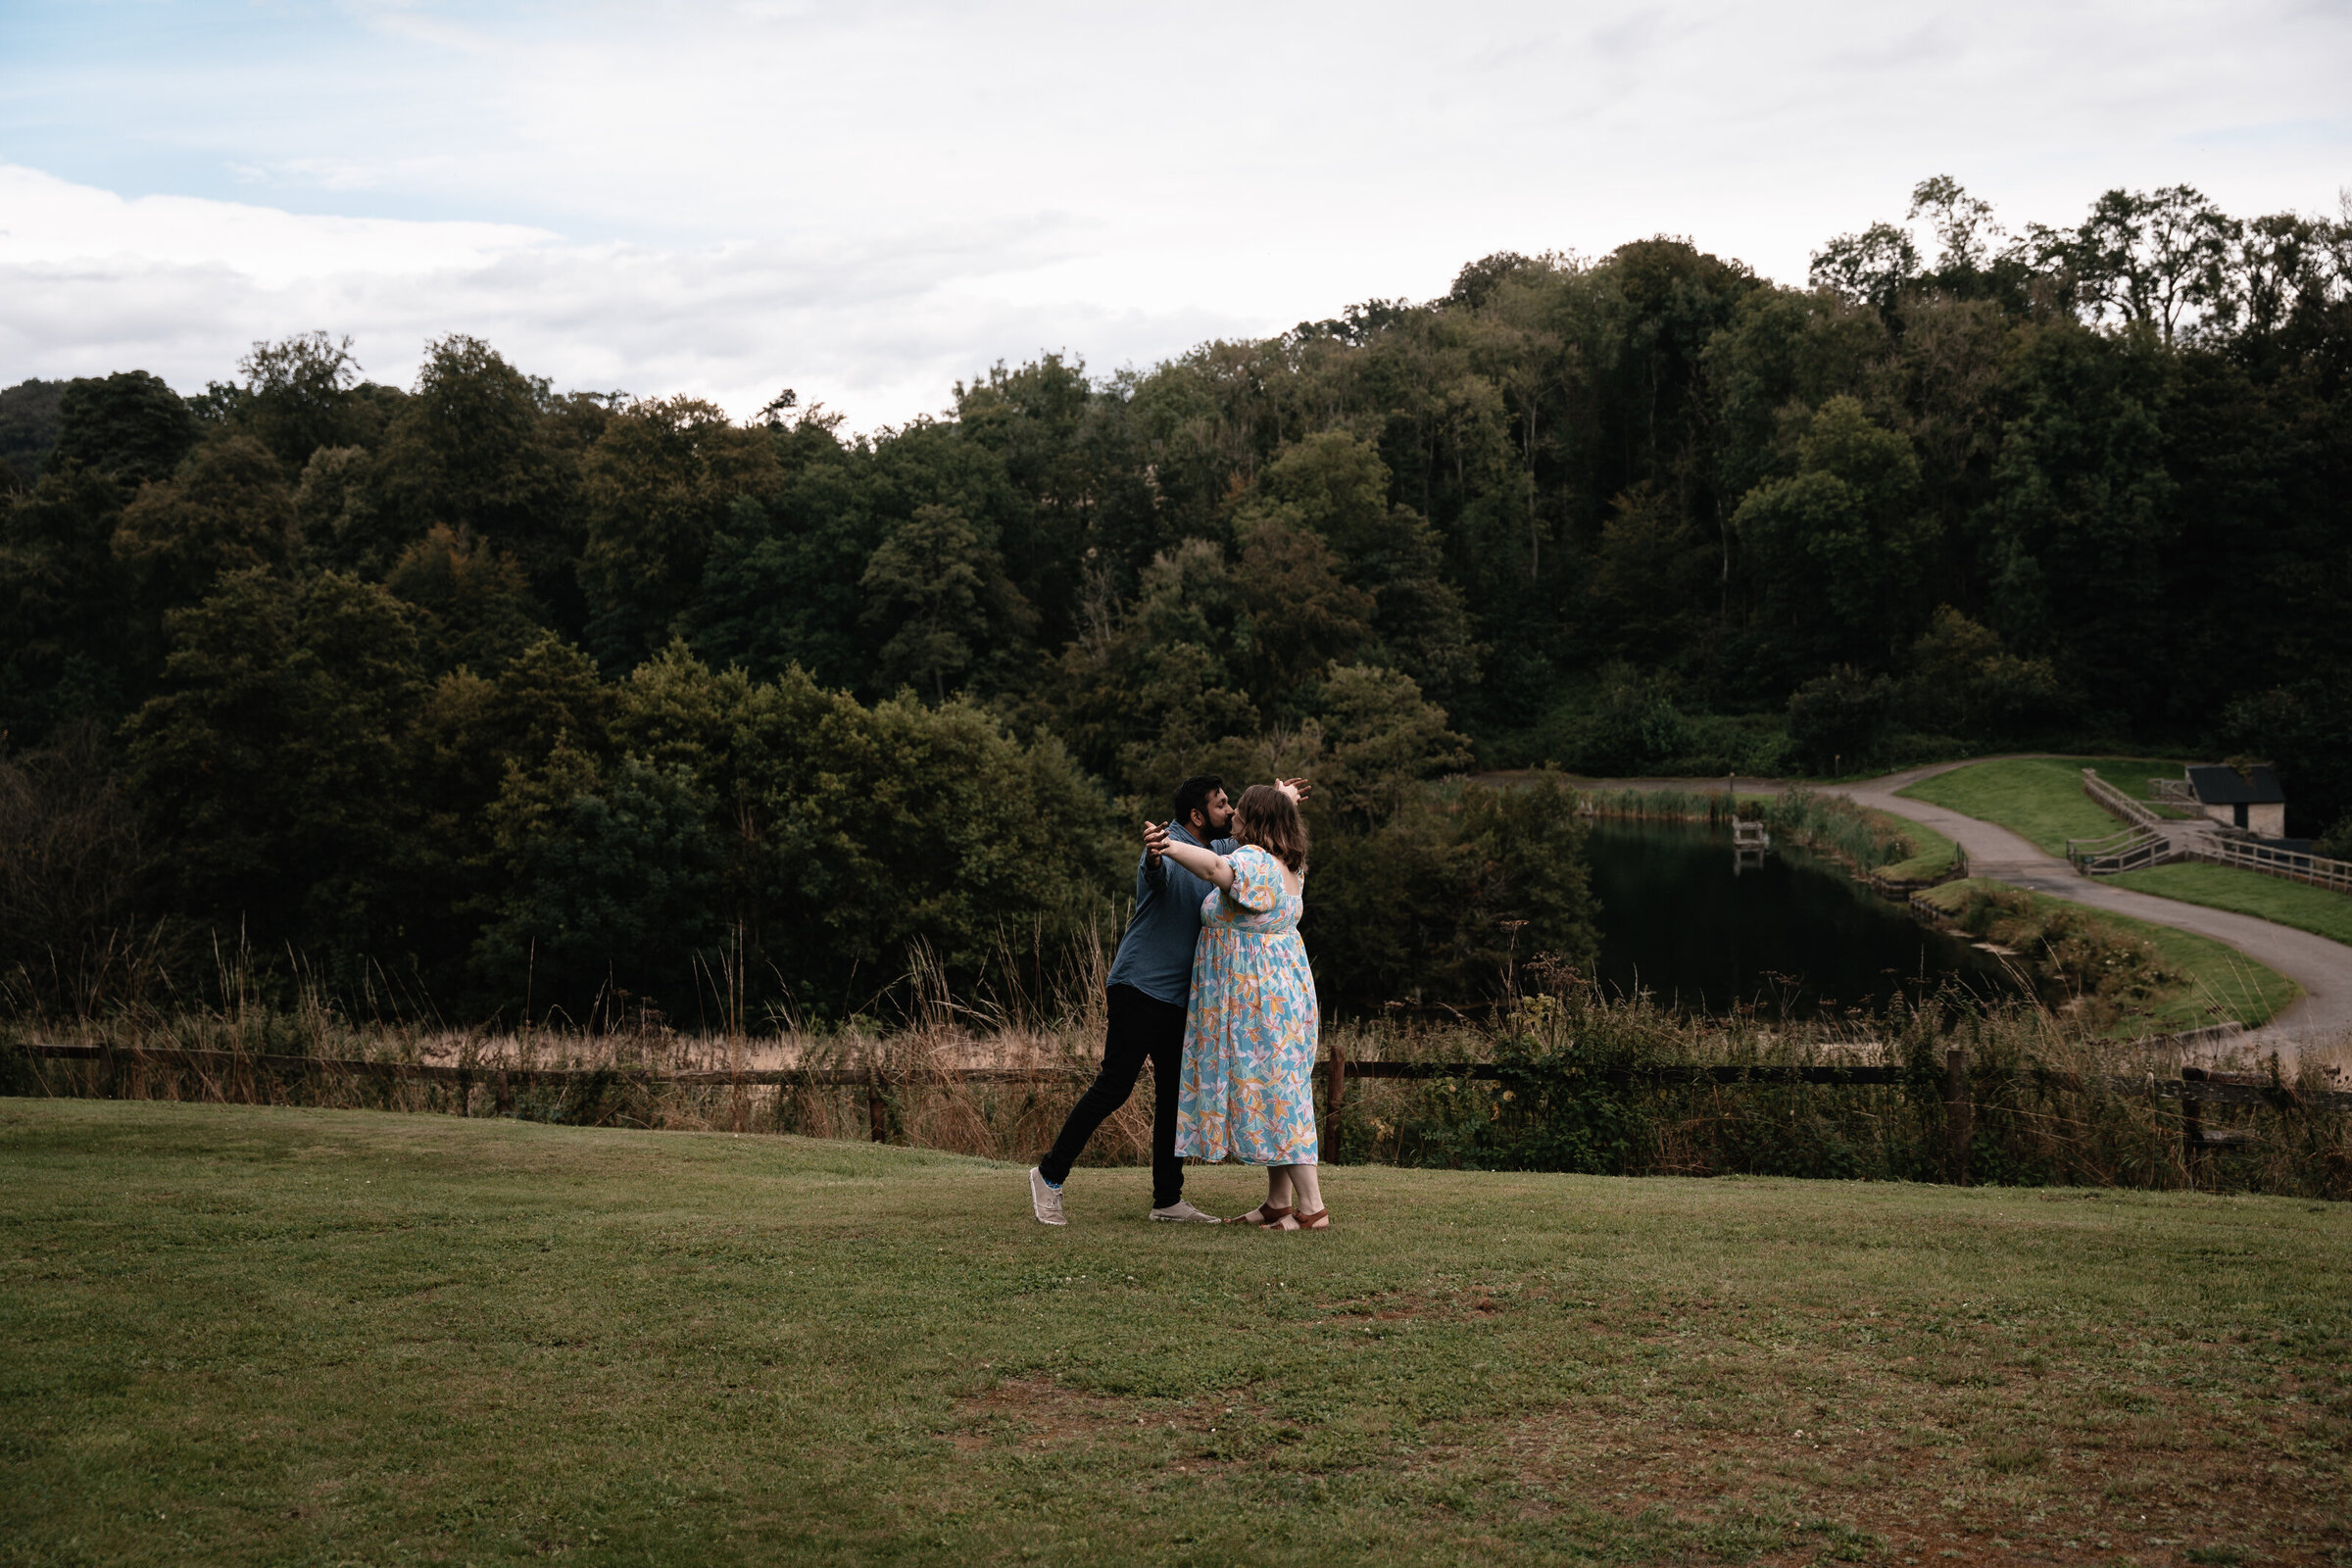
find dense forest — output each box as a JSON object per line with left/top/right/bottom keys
{"left": 3, "top": 177, "right": 2348, "bottom": 1028}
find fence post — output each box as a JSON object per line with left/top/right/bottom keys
{"left": 2181, "top": 1066, "right": 2206, "bottom": 1185}
{"left": 1326, "top": 1040, "right": 1348, "bottom": 1122}
{"left": 1944, "top": 1046, "right": 1972, "bottom": 1185}
{"left": 867, "top": 1071, "right": 888, "bottom": 1144}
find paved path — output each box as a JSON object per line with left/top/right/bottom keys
{"left": 1829, "top": 762, "right": 2352, "bottom": 1052}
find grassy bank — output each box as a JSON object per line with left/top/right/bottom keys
{"left": 6, "top": 1100, "right": 2349, "bottom": 1568}
{"left": 1577, "top": 786, "right": 1962, "bottom": 886}
{"left": 2112, "top": 862, "right": 2352, "bottom": 947}
{"left": 1914, "top": 879, "right": 2302, "bottom": 1033}
{"left": 1896, "top": 757, "right": 2186, "bottom": 857}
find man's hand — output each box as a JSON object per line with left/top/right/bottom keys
{"left": 1276, "top": 776, "right": 1313, "bottom": 804}
{"left": 1142, "top": 818, "right": 1171, "bottom": 860}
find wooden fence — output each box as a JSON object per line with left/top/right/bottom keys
{"left": 2072, "top": 766, "right": 2352, "bottom": 891}
{"left": 2180, "top": 834, "right": 2352, "bottom": 895}
{"left": 11, "top": 1039, "right": 2340, "bottom": 1178}
{"left": 2081, "top": 768, "right": 2167, "bottom": 830}
{"left": 2066, "top": 823, "right": 2172, "bottom": 874}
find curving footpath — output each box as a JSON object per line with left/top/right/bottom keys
{"left": 1831, "top": 763, "right": 2352, "bottom": 1053}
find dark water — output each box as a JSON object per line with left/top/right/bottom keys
{"left": 1585, "top": 819, "right": 2023, "bottom": 1018}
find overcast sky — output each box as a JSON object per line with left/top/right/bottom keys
{"left": 3, "top": 0, "right": 2346, "bottom": 429}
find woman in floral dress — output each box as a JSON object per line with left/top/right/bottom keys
{"left": 1149, "top": 782, "right": 1328, "bottom": 1231}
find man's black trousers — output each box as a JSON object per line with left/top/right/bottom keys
{"left": 1038, "top": 983, "right": 1186, "bottom": 1208}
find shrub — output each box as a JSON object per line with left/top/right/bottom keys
{"left": 1947, "top": 884, "right": 2182, "bottom": 1031}
{"left": 1787, "top": 665, "right": 1896, "bottom": 773}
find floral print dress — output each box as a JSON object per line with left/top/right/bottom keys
{"left": 1174, "top": 845, "right": 1319, "bottom": 1165}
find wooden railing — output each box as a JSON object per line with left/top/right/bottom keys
{"left": 2151, "top": 777, "right": 2197, "bottom": 805}
{"left": 2182, "top": 835, "right": 2352, "bottom": 895}
{"left": 2082, "top": 767, "right": 2165, "bottom": 829}
{"left": 2067, "top": 824, "right": 2173, "bottom": 875}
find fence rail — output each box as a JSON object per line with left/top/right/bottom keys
{"left": 2181, "top": 834, "right": 2352, "bottom": 895}
{"left": 2082, "top": 767, "right": 2166, "bottom": 830}
{"left": 2067, "top": 823, "right": 2173, "bottom": 874}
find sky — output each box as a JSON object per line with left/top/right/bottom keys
{"left": 2, "top": 0, "right": 2347, "bottom": 430}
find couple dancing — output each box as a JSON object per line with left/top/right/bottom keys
{"left": 1028, "top": 773, "right": 1329, "bottom": 1232}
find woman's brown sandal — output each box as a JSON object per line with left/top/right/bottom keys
{"left": 1230, "top": 1202, "right": 1294, "bottom": 1227}
{"left": 1273, "top": 1208, "right": 1330, "bottom": 1232}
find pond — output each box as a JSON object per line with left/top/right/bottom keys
{"left": 1583, "top": 818, "right": 2023, "bottom": 1019}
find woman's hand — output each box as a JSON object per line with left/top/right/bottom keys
{"left": 1276, "top": 776, "right": 1310, "bottom": 805}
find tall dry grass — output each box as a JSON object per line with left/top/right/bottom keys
{"left": 6, "top": 933, "right": 2348, "bottom": 1198}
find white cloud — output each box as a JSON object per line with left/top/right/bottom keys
{"left": 2, "top": 0, "right": 2347, "bottom": 425}
{"left": 0, "top": 162, "right": 1247, "bottom": 425}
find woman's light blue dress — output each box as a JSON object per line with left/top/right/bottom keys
{"left": 1174, "top": 845, "right": 1319, "bottom": 1165}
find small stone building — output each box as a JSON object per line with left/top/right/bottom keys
{"left": 2184, "top": 764, "right": 2287, "bottom": 836}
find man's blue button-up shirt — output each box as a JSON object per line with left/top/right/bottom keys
{"left": 1104, "top": 821, "right": 1237, "bottom": 1007}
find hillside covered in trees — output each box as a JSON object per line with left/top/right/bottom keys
{"left": 3, "top": 177, "right": 2348, "bottom": 1026}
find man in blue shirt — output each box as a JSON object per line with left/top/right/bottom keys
{"left": 1031, "top": 773, "right": 1299, "bottom": 1225}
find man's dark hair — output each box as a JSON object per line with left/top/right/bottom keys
{"left": 1171, "top": 774, "right": 1225, "bottom": 830}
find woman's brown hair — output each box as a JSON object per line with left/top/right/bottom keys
{"left": 1233, "top": 784, "right": 1309, "bottom": 874}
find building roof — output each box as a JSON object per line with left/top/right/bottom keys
{"left": 2187, "top": 764, "right": 2286, "bottom": 805}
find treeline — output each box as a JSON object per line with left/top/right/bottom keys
{"left": 3, "top": 175, "right": 2349, "bottom": 1023}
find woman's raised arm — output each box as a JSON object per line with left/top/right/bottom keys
{"left": 1141, "top": 820, "right": 1235, "bottom": 890}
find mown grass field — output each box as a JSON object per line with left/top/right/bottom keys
{"left": 5, "top": 1101, "right": 2349, "bottom": 1566}
{"left": 1897, "top": 758, "right": 2188, "bottom": 858}
{"left": 2112, "top": 863, "right": 2352, "bottom": 949}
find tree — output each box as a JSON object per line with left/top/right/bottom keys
{"left": 578, "top": 396, "right": 781, "bottom": 671}
{"left": 1230, "top": 519, "right": 1376, "bottom": 704}
{"left": 474, "top": 743, "right": 722, "bottom": 1019}
{"left": 0, "top": 721, "right": 146, "bottom": 1004}
{"left": 1233, "top": 431, "right": 1475, "bottom": 703}
{"left": 1787, "top": 666, "right": 1896, "bottom": 773}
{"left": 1908, "top": 175, "right": 2003, "bottom": 272}
{"left": 370, "top": 335, "right": 582, "bottom": 620}
{"left": 858, "top": 503, "right": 1029, "bottom": 700}
{"left": 1984, "top": 323, "right": 2175, "bottom": 715}
{"left": 1902, "top": 607, "right": 2067, "bottom": 744}
{"left": 1310, "top": 662, "right": 1473, "bottom": 830}
{"left": 0, "top": 464, "right": 135, "bottom": 741}
{"left": 122, "top": 569, "right": 424, "bottom": 964}
{"left": 385, "top": 525, "right": 548, "bottom": 674}
{"left": 51, "top": 371, "right": 199, "bottom": 484}
{"left": 0, "top": 379, "right": 66, "bottom": 480}
{"left": 233, "top": 332, "right": 365, "bottom": 469}
{"left": 2052, "top": 186, "right": 2239, "bottom": 342}
{"left": 1810, "top": 221, "right": 1921, "bottom": 316}
{"left": 111, "top": 435, "right": 300, "bottom": 662}
{"left": 1732, "top": 397, "right": 1940, "bottom": 671}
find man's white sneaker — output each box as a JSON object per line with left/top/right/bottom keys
{"left": 1149, "top": 1200, "right": 1221, "bottom": 1224}
{"left": 1028, "top": 1167, "right": 1067, "bottom": 1226}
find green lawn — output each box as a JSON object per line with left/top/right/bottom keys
{"left": 1873, "top": 812, "right": 1961, "bottom": 883}
{"left": 2111, "top": 861, "right": 2352, "bottom": 949}
{"left": 1897, "top": 757, "right": 2187, "bottom": 858}
{"left": 6, "top": 1102, "right": 2349, "bottom": 1566}
{"left": 1915, "top": 878, "right": 2302, "bottom": 1032}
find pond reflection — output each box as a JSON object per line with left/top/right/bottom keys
{"left": 1584, "top": 819, "right": 2023, "bottom": 1019}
